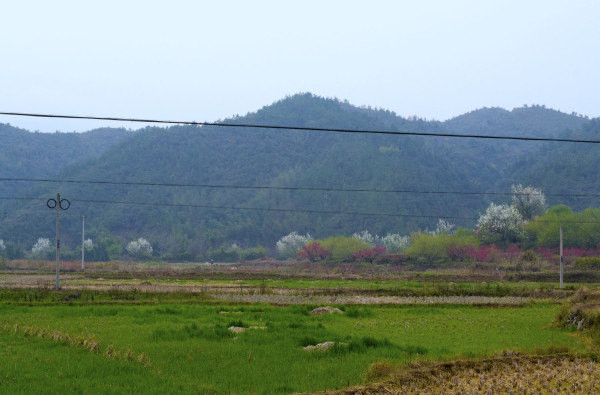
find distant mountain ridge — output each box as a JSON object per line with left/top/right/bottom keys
{"left": 0, "top": 124, "right": 133, "bottom": 195}
{"left": 0, "top": 94, "right": 593, "bottom": 258}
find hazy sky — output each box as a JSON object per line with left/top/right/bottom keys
{"left": 1, "top": 0, "right": 598, "bottom": 132}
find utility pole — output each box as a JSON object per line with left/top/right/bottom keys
{"left": 55, "top": 193, "right": 61, "bottom": 290}
{"left": 559, "top": 224, "right": 564, "bottom": 289}
{"left": 47, "top": 194, "right": 70, "bottom": 290}
{"left": 81, "top": 215, "right": 85, "bottom": 270}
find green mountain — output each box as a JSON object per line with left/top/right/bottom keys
{"left": 506, "top": 118, "right": 600, "bottom": 210}
{"left": 0, "top": 94, "right": 592, "bottom": 259}
{"left": 0, "top": 123, "right": 133, "bottom": 196}
{"left": 436, "top": 105, "right": 588, "bottom": 191}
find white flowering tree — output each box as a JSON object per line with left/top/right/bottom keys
{"left": 476, "top": 203, "right": 525, "bottom": 245}
{"left": 0, "top": 240, "right": 5, "bottom": 251}
{"left": 351, "top": 230, "right": 378, "bottom": 246}
{"left": 380, "top": 233, "right": 410, "bottom": 253}
{"left": 32, "top": 238, "right": 51, "bottom": 257}
{"left": 276, "top": 232, "right": 312, "bottom": 258}
{"left": 83, "top": 239, "right": 94, "bottom": 250}
{"left": 126, "top": 237, "right": 153, "bottom": 259}
{"left": 431, "top": 219, "right": 456, "bottom": 235}
{"left": 511, "top": 184, "right": 546, "bottom": 220}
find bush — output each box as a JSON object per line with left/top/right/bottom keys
{"left": 297, "top": 243, "right": 330, "bottom": 262}
{"left": 31, "top": 238, "right": 52, "bottom": 258}
{"left": 475, "top": 245, "right": 500, "bottom": 262}
{"left": 276, "top": 232, "right": 312, "bottom": 258}
{"left": 535, "top": 247, "right": 555, "bottom": 261}
{"left": 521, "top": 250, "right": 538, "bottom": 263}
{"left": 126, "top": 238, "right": 153, "bottom": 259}
{"left": 374, "top": 254, "right": 406, "bottom": 265}
{"left": 447, "top": 244, "right": 471, "bottom": 261}
{"left": 407, "top": 231, "right": 479, "bottom": 263}
{"left": 575, "top": 257, "right": 600, "bottom": 270}
{"left": 380, "top": 233, "right": 410, "bottom": 253}
{"left": 239, "top": 246, "right": 267, "bottom": 261}
{"left": 503, "top": 245, "right": 522, "bottom": 262}
{"left": 353, "top": 246, "right": 386, "bottom": 263}
{"left": 314, "top": 237, "right": 371, "bottom": 262}
{"left": 207, "top": 246, "right": 240, "bottom": 262}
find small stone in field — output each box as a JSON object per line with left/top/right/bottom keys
{"left": 228, "top": 326, "right": 245, "bottom": 333}
{"left": 303, "top": 341, "right": 335, "bottom": 351}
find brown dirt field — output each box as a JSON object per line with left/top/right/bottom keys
{"left": 0, "top": 273, "right": 532, "bottom": 305}
{"left": 4, "top": 258, "right": 599, "bottom": 283}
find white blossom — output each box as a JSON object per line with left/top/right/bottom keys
{"left": 431, "top": 219, "right": 456, "bottom": 235}
{"left": 83, "top": 239, "right": 94, "bottom": 250}
{"left": 352, "top": 230, "right": 378, "bottom": 246}
{"left": 126, "top": 237, "right": 153, "bottom": 258}
{"left": 0, "top": 240, "right": 5, "bottom": 251}
{"left": 476, "top": 203, "right": 525, "bottom": 244}
{"left": 276, "top": 232, "right": 312, "bottom": 258}
{"left": 380, "top": 233, "right": 410, "bottom": 253}
{"left": 32, "top": 238, "right": 51, "bottom": 256}
{"left": 511, "top": 184, "right": 546, "bottom": 220}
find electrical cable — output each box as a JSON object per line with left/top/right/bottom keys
{"left": 0, "top": 111, "right": 599, "bottom": 143}
{"left": 0, "top": 177, "right": 597, "bottom": 198}
{"left": 1, "top": 195, "right": 597, "bottom": 224}
{"left": 71, "top": 197, "right": 599, "bottom": 224}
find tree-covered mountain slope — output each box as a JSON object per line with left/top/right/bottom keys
{"left": 434, "top": 105, "right": 588, "bottom": 191}
{"left": 0, "top": 123, "right": 133, "bottom": 196}
{"left": 505, "top": 118, "right": 600, "bottom": 210}
{"left": 0, "top": 94, "right": 593, "bottom": 258}
{"left": 0, "top": 94, "right": 483, "bottom": 254}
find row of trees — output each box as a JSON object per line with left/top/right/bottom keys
{"left": 3, "top": 184, "right": 598, "bottom": 265}
{"left": 0, "top": 237, "right": 153, "bottom": 261}
{"left": 275, "top": 185, "right": 600, "bottom": 264}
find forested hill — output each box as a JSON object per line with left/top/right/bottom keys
{"left": 0, "top": 94, "right": 592, "bottom": 258}
{"left": 432, "top": 105, "right": 588, "bottom": 191}
{"left": 505, "top": 118, "right": 600, "bottom": 210}
{"left": 0, "top": 124, "right": 133, "bottom": 196}
{"left": 443, "top": 105, "right": 586, "bottom": 137}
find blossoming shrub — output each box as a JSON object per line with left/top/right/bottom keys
{"left": 126, "top": 238, "right": 153, "bottom": 259}
{"left": 276, "top": 232, "right": 312, "bottom": 258}
{"left": 353, "top": 246, "right": 386, "bottom": 263}
{"left": 31, "top": 238, "right": 51, "bottom": 257}
{"left": 297, "top": 242, "right": 330, "bottom": 262}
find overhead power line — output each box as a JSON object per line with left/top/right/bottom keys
{"left": 1, "top": 195, "right": 598, "bottom": 224}
{"left": 1, "top": 177, "right": 599, "bottom": 199}
{"left": 0, "top": 111, "right": 599, "bottom": 143}
{"left": 0, "top": 197, "right": 43, "bottom": 201}
{"left": 66, "top": 198, "right": 600, "bottom": 224}
{"left": 72, "top": 197, "right": 475, "bottom": 220}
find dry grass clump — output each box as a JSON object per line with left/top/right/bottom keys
{"left": 331, "top": 356, "right": 600, "bottom": 394}
{"left": 1, "top": 322, "right": 148, "bottom": 365}
{"left": 366, "top": 361, "right": 395, "bottom": 380}
{"left": 311, "top": 306, "right": 344, "bottom": 315}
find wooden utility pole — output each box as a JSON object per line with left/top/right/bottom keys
{"left": 81, "top": 215, "right": 85, "bottom": 270}
{"left": 559, "top": 224, "right": 564, "bottom": 289}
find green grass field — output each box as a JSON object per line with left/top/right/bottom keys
{"left": 0, "top": 290, "right": 588, "bottom": 393}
